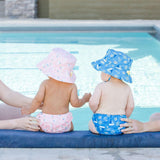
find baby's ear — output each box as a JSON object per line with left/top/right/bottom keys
{"left": 101, "top": 72, "right": 110, "bottom": 81}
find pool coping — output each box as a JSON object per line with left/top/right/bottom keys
{"left": 0, "top": 19, "right": 160, "bottom": 33}
{"left": 0, "top": 25, "right": 156, "bottom": 32}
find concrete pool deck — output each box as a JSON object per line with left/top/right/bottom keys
{"left": 0, "top": 19, "right": 160, "bottom": 26}
{"left": 0, "top": 148, "right": 160, "bottom": 160}
{"left": 0, "top": 19, "right": 160, "bottom": 159}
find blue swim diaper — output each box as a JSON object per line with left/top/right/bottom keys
{"left": 92, "top": 113, "right": 126, "bottom": 135}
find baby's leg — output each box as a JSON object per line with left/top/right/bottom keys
{"left": 88, "top": 120, "right": 98, "bottom": 134}
{"left": 149, "top": 113, "right": 160, "bottom": 121}
{"left": 0, "top": 103, "right": 24, "bottom": 120}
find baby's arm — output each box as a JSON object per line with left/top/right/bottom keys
{"left": 22, "top": 81, "right": 46, "bottom": 115}
{"left": 89, "top": 84, "right": 101, "bottom": 113}
{"left": 70, "top": 84, "right": 91, "bottom": 108}
{"left": 125, "top": 87, "right": 134, "bottom": 117}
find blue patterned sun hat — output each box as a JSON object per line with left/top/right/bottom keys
{"left": 91, "top": 49, "right": 133, "bottom": 83}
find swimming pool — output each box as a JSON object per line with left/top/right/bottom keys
{"left": 0, "top": 32, "right": 160, "bottom": 130}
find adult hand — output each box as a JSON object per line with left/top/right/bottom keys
{"left": 120, "top": 118, "right": 145, "bottom": 134}
{"left": 15, "top": 117, "right": 40, "bottom": 131}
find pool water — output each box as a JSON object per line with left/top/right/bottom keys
{"left": 0, "top": 32, "right": 160, "bottom": 130}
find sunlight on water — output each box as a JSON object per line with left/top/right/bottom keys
{"left": 0, "top": 43, "right": 159, "bottom": 108}
{"left": 132, "top": 55, "right": 160, "bottom": 107}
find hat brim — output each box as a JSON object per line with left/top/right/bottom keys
{"left": 37, "top": 59, "right": 76, "bottom": 83}
{"left": 91, "top": 61, "right": 132, "bottom": 83}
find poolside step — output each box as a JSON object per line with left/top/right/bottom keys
{"left": 0, "top": 130, "right": 160, "bottom": 148}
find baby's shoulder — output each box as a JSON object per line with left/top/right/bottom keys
{"left": 122, "top": 82, "right": 130, "bottom": 89}
{"left": 41, "top": 79, "right": 52, "bottom": 87}
{"left": 67, "top": 83, "right": 77, "bottom": 91}
{"left": 95, "top": 82, "right": 105, "bottom": 89}
{"left": 121, "top": 82, "right": 132, "bottom": 93}
{"left": 42, "top": 79, "right": 50, "bottom": 84}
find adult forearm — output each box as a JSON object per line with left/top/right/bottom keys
{"left": 0, "top": 117, "right": 40, "bottom": 131}
{"left": 0, "top": 80, "right": 32, "bottom": 108}
{"left": 143, "top": 120, "right": 160, "bottom": 132}
{"left": 0, "top": 119, "right": 17, "bottom": 129}
{"left": 2, "top": 90, "right": 32, "bottom": 108}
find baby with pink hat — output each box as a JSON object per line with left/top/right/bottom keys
{"left": 22, "top": 48, "right": 91, "bottom": 133}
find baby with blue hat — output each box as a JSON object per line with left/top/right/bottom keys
{"left": 89, "top": 49, "right": 135, "bottom": 135}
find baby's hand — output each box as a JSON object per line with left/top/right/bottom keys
{"left": 83, "top": 93, "right": 91, "bottom": 102}
{"left": 21, "top": 106, "right": 30, "bottom": 115}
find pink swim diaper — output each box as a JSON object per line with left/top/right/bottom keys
{"left": 36, "top": 112, "right": 73, "bottom": 133}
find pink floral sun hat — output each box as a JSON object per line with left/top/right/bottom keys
{"left": 37, "top": 48, "right": 77, "bottom": 83}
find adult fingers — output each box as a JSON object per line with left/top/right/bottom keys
{"left": 121, "top": 118, "right": 133, "bottom": 123}
{"left": 28, "top": 119, "right": 40, "bottom": 128}
{"left": 123, "top": 131, "right": 134, "bottom": 134}
{"left": 26, "top": 127, "right": 40, "bottom": 131}
{"left": 28, "top": 121, "right": 40, "bottom": 128}
{"left": 27, "top": 124, "right": 40, "bottom": 131}
{"left": 120, "top": 122, "right": 133, "bottom": 128}
{"left": 28, "top": 117, "right": 39, "bottom": 123}
{"left": 121, "top": 127, "right": 134, "bottom": 134}
{"left": 29, "top": 119, "right": 39, "bottom": 125}
{"left": 26, "top": 117, "right": 40, "bottom": 131}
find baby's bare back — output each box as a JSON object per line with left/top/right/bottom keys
{"left": 97, "top": 80, "right": 130, "bottom": 115}
{"left": 42, "top": 79, "right": 73, "bottom": 115}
